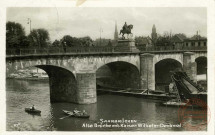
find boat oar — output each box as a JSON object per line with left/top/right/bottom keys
{"left": 59, "top": 114, "right": 73, "bottom": 120}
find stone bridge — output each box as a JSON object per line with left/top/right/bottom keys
{"left": 6, "top": 51, "right": 207, "bottom": 104}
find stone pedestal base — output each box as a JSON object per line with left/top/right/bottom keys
{"left": 116, "top": 39, "right": 139, "bottom": 52}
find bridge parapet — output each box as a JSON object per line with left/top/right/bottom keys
{"left": 6, "top": 46, "right": 207, "bottom": 57}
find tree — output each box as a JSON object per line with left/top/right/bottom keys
{"left": 156, "top": 36, "right": 170, "bottom": 46}
{"left": 52, "top": 40, "right": 61, "bottom": 47}
{"left": 60, "top": 35, "right": 78, "bottom": 47}
{"left": 107, "top": 40, "right": 112, "bottom": 46}
{"left": 28, "top": 28, "right": 50, "bottom": 48}
{"left": 93, "top": 38, "right": 110, "bottom": 46}
{"left": 6, "top": 21, "right": 27, "bottom": 48}
{"left": 156, "top": 32, "right": 174, "bottom": 46}
{"left": 79, "top": 36, "right": 93, "bottom": 47}
{"left": 60, "top": 35, "right": 93, "bottom": 47}
{"left": 135, "top": 36, "right": 151, "bottom": 47}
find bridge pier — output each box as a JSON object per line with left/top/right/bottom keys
{"left": 183, "top": 52, "right": 197, "bottom": 82}
{"left": 140, "top": 54, "right": 155, "bottom": 90}
{"left": 45, "top": 66, "right": 78, "bottom": 103}
{"left": 47, "top": 67, "right": 97, "bottom": 104}
{"left": 76, "top": 72, "right": 97, "bottom": 104}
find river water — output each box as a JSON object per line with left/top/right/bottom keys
{"left": 6, "top": 79, "right": 207, "bottom": 131}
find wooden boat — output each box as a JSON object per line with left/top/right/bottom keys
{"left": 62, "top": 110, "right": 90, "bottom": 118}
{"left": 160, "top": 99, "right": 191, "bottom": 107}
{"left": 25, "top": 108, "right": 41, "bottom": 114}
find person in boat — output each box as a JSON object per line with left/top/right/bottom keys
{"left": 73, "top": 108, "right": 80, "bottom": 114}
{"left": 31, "top": 105, "right": 35, "bottom": 110}
{"left": 82, "top": 110, "right": 87, "bottom": 115}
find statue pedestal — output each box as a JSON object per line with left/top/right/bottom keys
{"left": 116, "top": 39, "right": 139, "bottom": 52}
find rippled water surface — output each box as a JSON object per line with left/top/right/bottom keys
{"left": 6, "top": 79, "right": 207, "bottom": 131}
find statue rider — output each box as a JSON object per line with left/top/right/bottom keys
{"left": 123, "top": 22, "right": 127, "bottom": 31}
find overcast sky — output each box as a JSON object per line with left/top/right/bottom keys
{"left": 7, "top": 7, "right": 207, "bottom": 41}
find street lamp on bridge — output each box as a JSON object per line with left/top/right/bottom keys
{"left": 99, "top": 27, "right": 103, "bottom": 46}
{"left": 27, "top": 18, "right": 32, "bottom": 33}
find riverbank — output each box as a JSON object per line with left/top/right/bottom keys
{"left": 7, "top": 77, "right": 49, "bottom": 82}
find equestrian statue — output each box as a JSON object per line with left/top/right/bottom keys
{"left": 119, "top": 22, "right": 133, "bottom": 39}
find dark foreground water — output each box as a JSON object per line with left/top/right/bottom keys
{"left": 6, "top": 79, "right": 207, "bottom": 131}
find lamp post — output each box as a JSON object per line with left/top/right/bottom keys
{"left": 99, "top": 28, "right": 103, "bottom": 46}
{"left": 146, "top": 55, "right": 149, "bottom": 95}
{"left": 27, "top": 18, "right": 31, "bottom": 33}
{"left": 28, "top": 18, "right": 38, "bottom": 72}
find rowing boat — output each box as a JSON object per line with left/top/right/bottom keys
{"left": 62, "top": 110, "right": 90, "bottom": 118}
{"left": 25, "top": 108, "right": 41, "bottom": 114}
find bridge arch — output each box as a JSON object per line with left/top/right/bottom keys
{"left": 194, "top": 52, "right": 207, "bottom": 60}
{"left": 6, "top": 60, "right": 79, "bottom": 103}
{"left": 96, "top": 61, "right": 140, "bottom": 89}
{"left": 195, "top": 56, "right": 207, "bottom": 75}
{"left": 86, "top": 55, "right": 140, "bottom": 73}
{"left": 155, "top": 58, "right": 182, "bottom": 91}
{"left": 36, "top": 65, "right": 78, "bottom": 103}
{"left": 154, "top": 53, "right": 183, "bottom": 65}
{"left": 6, "top": 59, "right": 76, "bottom": 77}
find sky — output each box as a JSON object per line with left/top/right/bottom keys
{"left": 7, "top": 7, "right": 207, "bottom": 42}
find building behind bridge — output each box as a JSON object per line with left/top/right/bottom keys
{"left": 135, "top": 24, "right": 207, "bottom": 49}
{"left": 183, "top": 34, "right": 207, "bottom": 47}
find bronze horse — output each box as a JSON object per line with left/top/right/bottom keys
{"left": 119, "top": 24, "right": 133, "bottom": 39}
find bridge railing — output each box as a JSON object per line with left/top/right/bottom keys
{"left": 137, "top": 46, "right": 207, "bottom": 52}
{"left": 6, "top": 46, "right": 207, "bottom": 56}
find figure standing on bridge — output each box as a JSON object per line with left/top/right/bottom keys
{"left": 63, "top": 41, "right": 67, "bottom": 53}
